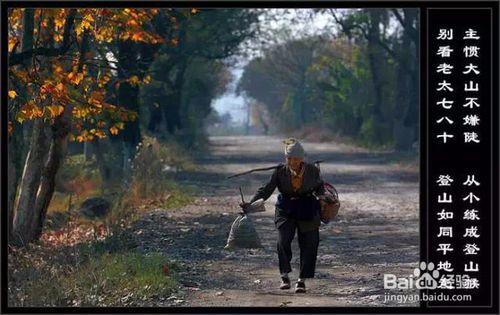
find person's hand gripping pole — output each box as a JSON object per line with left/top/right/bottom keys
{"left": 238, "top": 186, "right": 251, "bottom": 214}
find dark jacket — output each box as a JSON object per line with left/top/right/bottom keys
{"left": 250, "top": 162, "right": 325, "bottom": 221}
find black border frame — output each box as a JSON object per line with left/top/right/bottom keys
{"left": 1, "top": 1, "right": 498, "bottom": 314}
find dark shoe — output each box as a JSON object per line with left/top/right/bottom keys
{"left": 280, "top": 276, "right": 291, "bottom": 289}
{"left": 295, "top": 280, "right": 306, "bottom": 293}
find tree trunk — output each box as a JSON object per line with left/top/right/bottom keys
{"left": 147, "top": 104, "right": 163, "bottom": 134}
{"left": 21, "top": 9, "right": 35, "bottom": 60}
{"left": 168, "top": 59, "right": 188, "bottom": 134}
{"left": 92, "top": 139, "right": 110, "bottom": 188}
{"left": 8, "top": 9, "right": 36, "bottom": 241}
{"left": 31, "top": 119, "right": 69, "bottom": 239}
{"left": 8, "top": 143, "right": 17, "bottom": 238}
{"left": 10, "top": 11, "right": 62, "bottom": 245}
{"left": 117, "top": 40, "right": 141, "bottom": 175}
{"left": 83, "top": 142, "right": 92, "bottom": 161}
{"left": 367, "top": 10, "right": 384, "bottom": 121}
{"left": 402, "top": 9, "right": 419, "bottom": 147}
{"left": 366, "top": 9, "right": 391, "bottom": 144}
{"left": 11, "top": 120, "right": 50, "bottom": 245}
{"left": 394, "top": 9, "right": 419, "bottom": 151}
{"left": 164, "top": 24, "right": 188, "bottom": 134}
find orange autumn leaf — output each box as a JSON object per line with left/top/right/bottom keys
{"left": 8, "top": 37, "right": 18, "bottom": 52}
{"left": 20, "top": 102, "right": 44, "bottom": 119}
{"left": 96, "top": 130, "right": 106, "bottom": 139}
{"left": 54, "top": 17, "right": 65, "bottom": 28}
{"left": 68, "top": 72, "right": 84, "bottom": 85}
{"left": 8, "top": 8, "right": 161, "bottom": 138}
{"left": 115, "top": 122, "right": 125, "bottom": 129}
{"left": 46, "top": 105, "right": 65, "bottom": 117}
{"left": 72, "top": 106, "right": 90, "bottom": 118}
{"left": 55, "top": 82, "right": 65, "bottom": 93}
{"left": 54, "top": 65, "right": 64, "bottom": 74}
{"left": 89, "top": 91, "right": 104, "bottom": 107}
{"left": 8, "top": 90, "right": 18, "bottom": 99}
{"left": 90, "top": 128, "right": 106, "bottom": 139}
{"left": 128, "top": 75, "right": 140, "bottom": 85}
{"left": 109, "top": 126, "right": 119, "bottom": 135}
{"left": 131, "top": 32, "right": 144, "bottom": 42}
{"left": 53, "top": 33, "right": 63, "bottom": 42}
{"left": 127, "top": 19, "right": 139, "bottom": 27}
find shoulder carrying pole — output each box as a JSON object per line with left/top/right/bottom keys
{"left": 226, "top": 160, "right": 325, "bottom": 179}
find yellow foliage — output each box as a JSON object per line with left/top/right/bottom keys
{"left": 127, "top": 19, "right": 138, "bottom": 27}
{"left": 55, "top": 82, "right": 65, "bottom": 93}
{"left": 72, "top": 106, "right": 90, "bottom": 119}
{"left": 109, "top": 126, "right": 119, "bottom": 135}
{"left": 68, "top": 72, "right": 84, "bottom": 85}
{"left": 20, "top": 101, "right": 44, "bottom": 119}
{"left": 128, "top": 75, "right": 140, "bottom": 85}
{"left": 54, "top": 65, "right": 64, "bottom": 74}
{"left": 8, "top": 8, "right": 165, "bottom": 141}
{"left": 54, "top": 33, "right": 63, "bottom": 42}
{"left": 90, "top": 129, "right": 106, "bottom": 139}
{"left": 54, "top": 17, "right": 65, "bottom": 28}
{"left": 8, "top": 37, "right": 18, "bottom": 52}
{"left": 47, "top": 105, "right": 65, "bottom": 117}
{"left": 8, "top": 90, "right": 17, "bottom": 99}
{"left": 131, "top": 32, "right": 144, "bottom": 42}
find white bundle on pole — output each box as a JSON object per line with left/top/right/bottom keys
{"left": 224, "top": 213, "right": 262, "bottom": 250}
{"left": 223, "top": 188, "right": 265, "bottom": 250}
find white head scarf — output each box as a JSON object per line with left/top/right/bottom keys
{"left": 283, "top": 138, "right": 305, "bottom": 159}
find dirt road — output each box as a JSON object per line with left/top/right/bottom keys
{"left": 130, "top": 135, "right": 420, "bottom": 307}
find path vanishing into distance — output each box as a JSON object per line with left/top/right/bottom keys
{"left": 129, "top": 135, "right": 420, "bottom": 307}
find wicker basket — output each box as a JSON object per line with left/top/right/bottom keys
{"left": 319, "top": 182, "right": 340, "bottom": 223}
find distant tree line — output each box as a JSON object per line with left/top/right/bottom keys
{"left": 237, "top": 9, "right": 419, "bottom": 150}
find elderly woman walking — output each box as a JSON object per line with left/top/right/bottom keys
{"left": 240, "top": 138, "right": 325, "bottom": 293}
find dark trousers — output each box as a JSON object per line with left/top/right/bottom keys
{"left": 276, "top": 215, "right": 319, "bottom": 279}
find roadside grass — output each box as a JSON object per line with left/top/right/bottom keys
{"left": 8, "top": 228, "right": 179, "bottom": 307}
{"left": 63, "top": 252, "right": 178, "bottom": 306}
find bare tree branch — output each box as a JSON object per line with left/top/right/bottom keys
{"left": 391, "top": 9, "right": 418, "bottom": 42}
